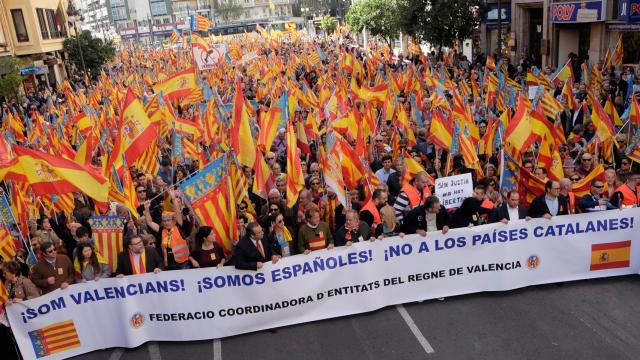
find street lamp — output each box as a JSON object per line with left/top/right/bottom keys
{"left": 66, "top": 0, "right": 88, "bottom": 80}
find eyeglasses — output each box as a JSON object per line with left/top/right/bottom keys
{"left": 130, "top": 241, "right": 143, "bottom": 246}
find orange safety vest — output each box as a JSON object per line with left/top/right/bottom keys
{"left": 161, "top": 226, "right": 190, "bottom": 265}
{"left": 615, "top": 184, "right": 640, "bottom": 207}
{"left": 360, "top": 199, "right": 382, "bottom": 227}
{"left": 401, "top": 183, "right": 432, "bottom": 209}
{"left": 308, "top": 230, "right": 327, "bottom": 251}
{"left": 480, "top": 199, "right": 494, "bottom": 222}
{"left": 567, "top": 192, "right": 576, "bottom": 214}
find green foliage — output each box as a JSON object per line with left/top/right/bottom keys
{"left": 63, "top": 30, "right": 115, "bottom": 77}
{"left": 345, "top": 0, "right": 400, "bottom": 42}
{"left": 319, "top": 16, "right": 339, "bottom": 35}
{"left": 418, "top": 0, "right": 483, "bottom": 48}
{"left": 0, "top": 58, "right": 24, "bottom": 101}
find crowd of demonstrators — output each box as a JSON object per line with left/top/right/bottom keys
{"left": 1, "top": 28, "right": 640, "bottom": 357}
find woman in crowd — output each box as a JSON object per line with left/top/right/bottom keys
{"left": 2, "top": 261, "right": 40, "bottom": 303}
{"left": 76, "top": 243, "right": 111, "bottom": 281}
{"left": 190, "top": 226, "right": 226, "bottom": 268}
{"left": 267, "top": 212, "right": 295, "bottom": 257}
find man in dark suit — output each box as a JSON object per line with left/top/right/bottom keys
{"left": 489, "top": 191, "right": 530, "bottom": 223}
{"left": 234, "top": 222, "right": 281, "bottom": 271}
{"left": 528, "top": 180, "right": 569, "bottom": 219}
{"left": 116, "top": 235, "right": 163, "bottom": 276}
{"left": 401, "top": 196, "right": 450, "bottom": 235}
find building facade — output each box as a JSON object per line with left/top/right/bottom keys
{"left": 77, "top": 0, "right": 115, "bottom": 39}
{"left": 3, "top": 0, "right": 71, "bottom": 86}
{"left": 505, "top": 0, "right": 640, "bottom": 68}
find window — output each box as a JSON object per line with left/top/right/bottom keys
{"left": 111, "top": 6, "right": 127, "bottom": 21}
{"left": 36, "top": 8, "right": 50, "bottom": 40}
{"left": 46, "top": 9, "right": 61, "bottom": 38}
{"left": 11, "top": 9, "right": 29, "bottom": 42}
{"left": 150, "top": 2, "right": 167, "bottom": 16}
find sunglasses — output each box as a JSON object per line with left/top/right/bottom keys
{"left": 593, "top": 185, "right": 604, "bottom": 189}
{"left": 137, "top": 189, "right": 146, "bottom": 193}
{"left": 270, "top": 208, "right": 279, "bottom": 212}
{"left": 266, "top": 157, "right": 275, "bottom": 160}
{"left": 46, "top": 248, "right": 56, "bottom": 254}
{"left": 581, "top": 158, "right": 592, "bottom": 161}
{"left": 277, "top": 219, "right": 284, "bottom": 224}
{"left": 311, "top": 170, "right": 320, "bottom": 173}
{"left": 570, "top": 177, "right": 580, "bottom": 181}
{"left": 311, "top": 182, "right": 320, "bottom": 185}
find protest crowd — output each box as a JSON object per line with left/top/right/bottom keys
{"left": 0, "top": 26, "right": 639, "bottom": 356}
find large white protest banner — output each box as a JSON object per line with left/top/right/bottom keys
{"left": 7, "top": 209, "right": 640, "bottom": 359}
{"left": 193, "top": 43, "right": 228, "bottom": 70}
{"left": 435, "top": 173, "right": 473, "bottom": 208}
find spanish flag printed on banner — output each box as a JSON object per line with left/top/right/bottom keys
{"left": 590, "top": 240, "right": 631, "bottom": 271}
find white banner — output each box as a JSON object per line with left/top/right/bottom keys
{"left": 193, "top": 44, "right": 227, "bottom": 70}
{"left": 435, "top": 173, "right": 473, "bottom": 208}
{"left": 7, "top": 209, "right": 640, "bottom": 359}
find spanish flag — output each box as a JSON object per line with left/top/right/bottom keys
{"left": 0, "top": 146, "right": 109, "bottom": 203}
{"left": 231, "top": 79, "right": 257, "bottom": 168}
{"left": 552, "top": 59, "right": 573, "bottom": 85}
{"left": 590, "top": 240, "right": 631, "bottom": 271}
{"left": 153, "top": 67, "right": 198, "bottom": 101}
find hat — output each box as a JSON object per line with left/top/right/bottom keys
{"left": 161, "top": 211, "right": 176, "bottom": 220}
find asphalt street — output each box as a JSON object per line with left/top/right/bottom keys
{"left": 68, "top": 275, "right": 640, "bottom": 360}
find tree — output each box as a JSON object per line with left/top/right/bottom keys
{"left": 63, "top": 30, "right": 115, "bottom": 78}
{"left": 216, "top": 0, "right": 243, "bottom": 23}
{"left": 320, "top": 16, "right": 339, "bottom": 35}
{"left": 418, "top": 0, "right": 483, "bottom": 49}
{"left": 0, "top": 58, "right": 24, "bottom": 101}
{"left": 345, "top": 0, "right": 401, "bottom": 44}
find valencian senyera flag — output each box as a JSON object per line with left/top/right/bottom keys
{"left": 179, "top": 153, "right": 237, "bottom": 254}
{"left": 87, "top": 216, "right": 126, "bottom": 272}
{"left": 29, "top": 320, "right": 81, "bottom": 358}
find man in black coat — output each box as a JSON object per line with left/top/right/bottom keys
{"left": 489, "top": 191, "right": 530, "bottom": 223}
{"left": 233, "top": 222, "right": 280, "bottom": 271}
{"left": 528, "top": 180, "right": 569, "bottom": 218}
{"left": 334, "top": 209, "right": 372, "bottom": 246}
{"left": 116, "top": 235, "right": 163, "bottom": 276}
{"left": 400, "top": 196, "right": 450, "bottom": 236}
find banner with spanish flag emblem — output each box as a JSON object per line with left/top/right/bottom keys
{"left": 7, "top": 210, "right": 640, "bottom": 359}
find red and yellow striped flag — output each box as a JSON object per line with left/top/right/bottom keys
{"left": 179, "top": 154, "right": 237, "bottom": 253}
{"left": 0, "top": 226, "right": 16, "bottom": 260}
{"left": 285, "top": 123, "right": 304, "bottom": 207}
{"left": 87, "top": 216, "right": 125, "bottom": 273}
{"left": 613, "top": 35, "right": 624, "bottom": 66}
{"left": 29, "top": 320, "right": 81, "bottom": 358}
